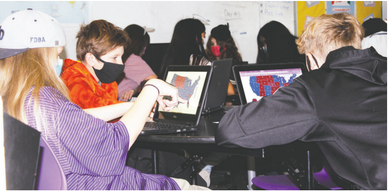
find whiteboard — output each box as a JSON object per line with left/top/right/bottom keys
{"left": 89, "top": 1, "right": 261, "bottom": 63}
{"left": 258, "top": 1, "right": 296, "bottom": 35}
{"left": 0, "top": 1, "right": 297, "bottom": 63}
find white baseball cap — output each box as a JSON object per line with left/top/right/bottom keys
{"left": 0, "top": 9, "right": 66, "bottom": 59}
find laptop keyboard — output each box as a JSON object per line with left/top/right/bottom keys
{"left": 141, "top": 122, "right": 197, "bottom": 135}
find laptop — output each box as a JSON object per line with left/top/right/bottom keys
{"left": 141, "top": 65, "right": 212, "bottom": 135}
{"left": 202, "top": 58, "right": 233, "bottom": 114}
{"left": 233, "top": 62, "right": 307, "bottom": 105}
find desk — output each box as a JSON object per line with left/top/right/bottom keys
{"left": 135, "top": 110, "right": 263, "bottom": 189}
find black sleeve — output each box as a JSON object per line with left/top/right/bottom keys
{"left": 216, "top": 79, "right": 319, "bottom": 149}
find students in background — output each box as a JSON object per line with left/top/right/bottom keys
{"left": 362, "top": 18, "right": 387, "bottom": 57}
{"left": 118, "top": 24, "right": 157, "bottom": 101}
{"left": 0, "top": 9, "right": 211, "bottom": 190}
{"left": 256, "top": 21, "right": 305, "bottom": 64}
{"left": 159, "top": 18, "right": 209, "bottom": 78}
{"left": 61, "top": 20, "right": 126, "bottom": 109}
{"left": 217, "top": 13, "right": 386, "bottom": 190}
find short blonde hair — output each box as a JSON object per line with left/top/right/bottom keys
{"left": 296, "top": 13, "right": 364, "bottom": 58}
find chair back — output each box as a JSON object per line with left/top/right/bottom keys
{"left": 36, "top": 138, "right": 67, "bottom": 190}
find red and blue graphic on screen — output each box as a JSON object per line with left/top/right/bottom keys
{"left": 249, "top": 74, "right": 297, "bottom": 102}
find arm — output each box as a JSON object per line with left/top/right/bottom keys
{"left": 119, "top": 74, "right": 158, "bottom": 101}
{"left": 227, "top": 81, "right": 236, "bottom": 95}
{"left": 119, "top": 79, "right": 186, "bottom": 148}
{"left": 83, "top": 102, "right": 134, "bottom": 121}
{"left": 216, "top": 80, "right": 318, "bottom": 149}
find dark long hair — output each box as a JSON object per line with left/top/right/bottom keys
{"left": 256, "top": 21, "right": 305, "bottom": 64}
{"left": 205, "top": 35, "right": 242, "bottom": 63}
{"left": 159, "top": 18, "right": 208, "bottom": 77}
{"left": 122, "top": 24, "right": 150, "bottom": 63}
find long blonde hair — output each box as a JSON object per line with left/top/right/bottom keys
{"left": 0, "top": 47, "right": 70, "bottom": 123}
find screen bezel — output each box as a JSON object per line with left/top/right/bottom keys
{"left": 233, "top": 62, "right": 307, "bottom": 105}
{"left": 153, "top": 65, "right": 212, "bottom": 125}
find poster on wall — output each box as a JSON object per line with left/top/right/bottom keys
{"left": 326, "top": 1, "right": 355, "bottom": 15}
{"left": 296, "top": 1, "right": 325, "bottom": 36}
{"left": 356, "top": 1, "right": 382, "bottom": 24}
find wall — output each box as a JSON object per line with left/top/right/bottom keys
{"left": 89, "top": 1, "right": 261, "bottom": 63}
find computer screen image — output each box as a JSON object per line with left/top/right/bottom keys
{"left": 153, "top": 65, "right": 212, "bottom": 125}
{"left": 233, "top": 63, "right": 307, "bottom": 104}
{"left": 161, "top": 71, "right": 208, "bottom": 115}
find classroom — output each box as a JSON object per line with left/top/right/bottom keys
{"left": 0, "top": 1, "right": 387, "bottom": 190}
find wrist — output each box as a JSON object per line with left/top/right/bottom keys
{"left": 143, "top": 83, "right": 160, "bottom": 96}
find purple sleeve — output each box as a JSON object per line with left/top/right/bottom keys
{"left": 57, "top": 102, "right": 130, "bottom": 176}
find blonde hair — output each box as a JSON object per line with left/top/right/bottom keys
{"left": 0, "top": 47, "right": 70, "bottom": 123}
{"left": 296, "top": 13, "right": 364, "bottom": 58}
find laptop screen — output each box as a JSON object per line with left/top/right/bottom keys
{"left": 233, "top": 63, "right": 307, "bottom": 104}
{"left": 155, "top": 65, "right": 212, "bottom": 123}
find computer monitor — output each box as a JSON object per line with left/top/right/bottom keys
{"left": 233, "top": 62, "right": 307, "bottom": 104}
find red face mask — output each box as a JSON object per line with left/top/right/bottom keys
{"left": 211, "top": 46, "right": 221, "bottom": 57}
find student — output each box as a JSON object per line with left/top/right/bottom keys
{"left": 256, "top": 20, "right": 305, "bottom": 64}
{"left": 159, "top": 18, "right": 209, "bottom": 78}
{"left": 61, "top": 20, "right": 126, "bottom": 109}
{"left": 361, "top": 18, "right": 387, "bottom": 57}
{"left": 206, "top": 24, "right": 242, "bottom": 64}
{"left": 0, "top": 9, "right": 209, "bottom": 190}
{"left": 205, "top": 24, "right": 240, "bottom": 94}
{"left": 216, "top": 13, "right": 387, "bottom": 190}
{"left": 118, "top": 24, "right": 157, "bottom": 101}
{"left": 196, "top": 24, "right": 245, "bottom": 187}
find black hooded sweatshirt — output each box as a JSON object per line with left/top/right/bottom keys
{"left": 216, "top": 46, "right": 387, "bottom": 189}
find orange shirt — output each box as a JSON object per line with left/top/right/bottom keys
{"left": 61, "top": 59, "right": 122, "bottom": 109}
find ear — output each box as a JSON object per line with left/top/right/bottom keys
{"left": 84, "top": 53, "right": 98, "bottom": 67}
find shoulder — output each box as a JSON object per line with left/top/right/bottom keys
{"left": 125, "top": 54, "right": 146, "bottom": 65}
{"left": 38, "top": 86, "right": 69, "bottom": 105}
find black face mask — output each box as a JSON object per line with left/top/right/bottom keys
{"left": 93, "top": 56, "right": 124, "bottom": 84}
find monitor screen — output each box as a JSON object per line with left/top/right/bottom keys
{"left": 238, "top": 68, "right": 303, "bottom": 103}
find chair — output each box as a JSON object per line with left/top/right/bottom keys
{"left": 36, "top": 138, "right": 67, "bottom": 190}
{"left": 252, "top": 167, "right": 342, "bottom": 190}
{"left": 252, "top": 142, "right": 343, "bottom": 190}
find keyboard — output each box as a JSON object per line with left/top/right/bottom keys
{"left": 140, "top": 122, "right": 197, "bottom": 135}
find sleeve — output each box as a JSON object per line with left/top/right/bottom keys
{"left": 57, "top": 101, "right": 130, "bottom": 176}
{"left": 123, "top": 56, "right": 155, "bottom": 86}
{"left": 216, "top": 79, "right": 319, "bottom": 149}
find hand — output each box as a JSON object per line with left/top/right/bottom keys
{"left": 119, "top": 90, "right": 135, "bottom": 101}
{"left": 146, "top": 79, "right": 187, "bottom": 111}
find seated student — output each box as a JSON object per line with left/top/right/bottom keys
{"left": 256, "top": 20, "right": 305, "bottom": 64}
{"left": 159, "top": 18, "right": 209, "bottom": 78}
{"left": 0, "top": 9, "right": 208, "bottom": 190}
{"left": 195, "top": 24, "right": 245, "bottom": 187}
{"left": 205, "top": 24, "right": 240, "bottom": 96}
{"left": 361, "top": 18, "right": 387, "bottom": 57}
{"left": 216, "top": 13, "right": 387, "bottom": 190}
{"left": 61, "top": 20, "right": 126, "bottom": 109}
{"left": 118, "top": 24, "right": 157, "bottom": 101}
